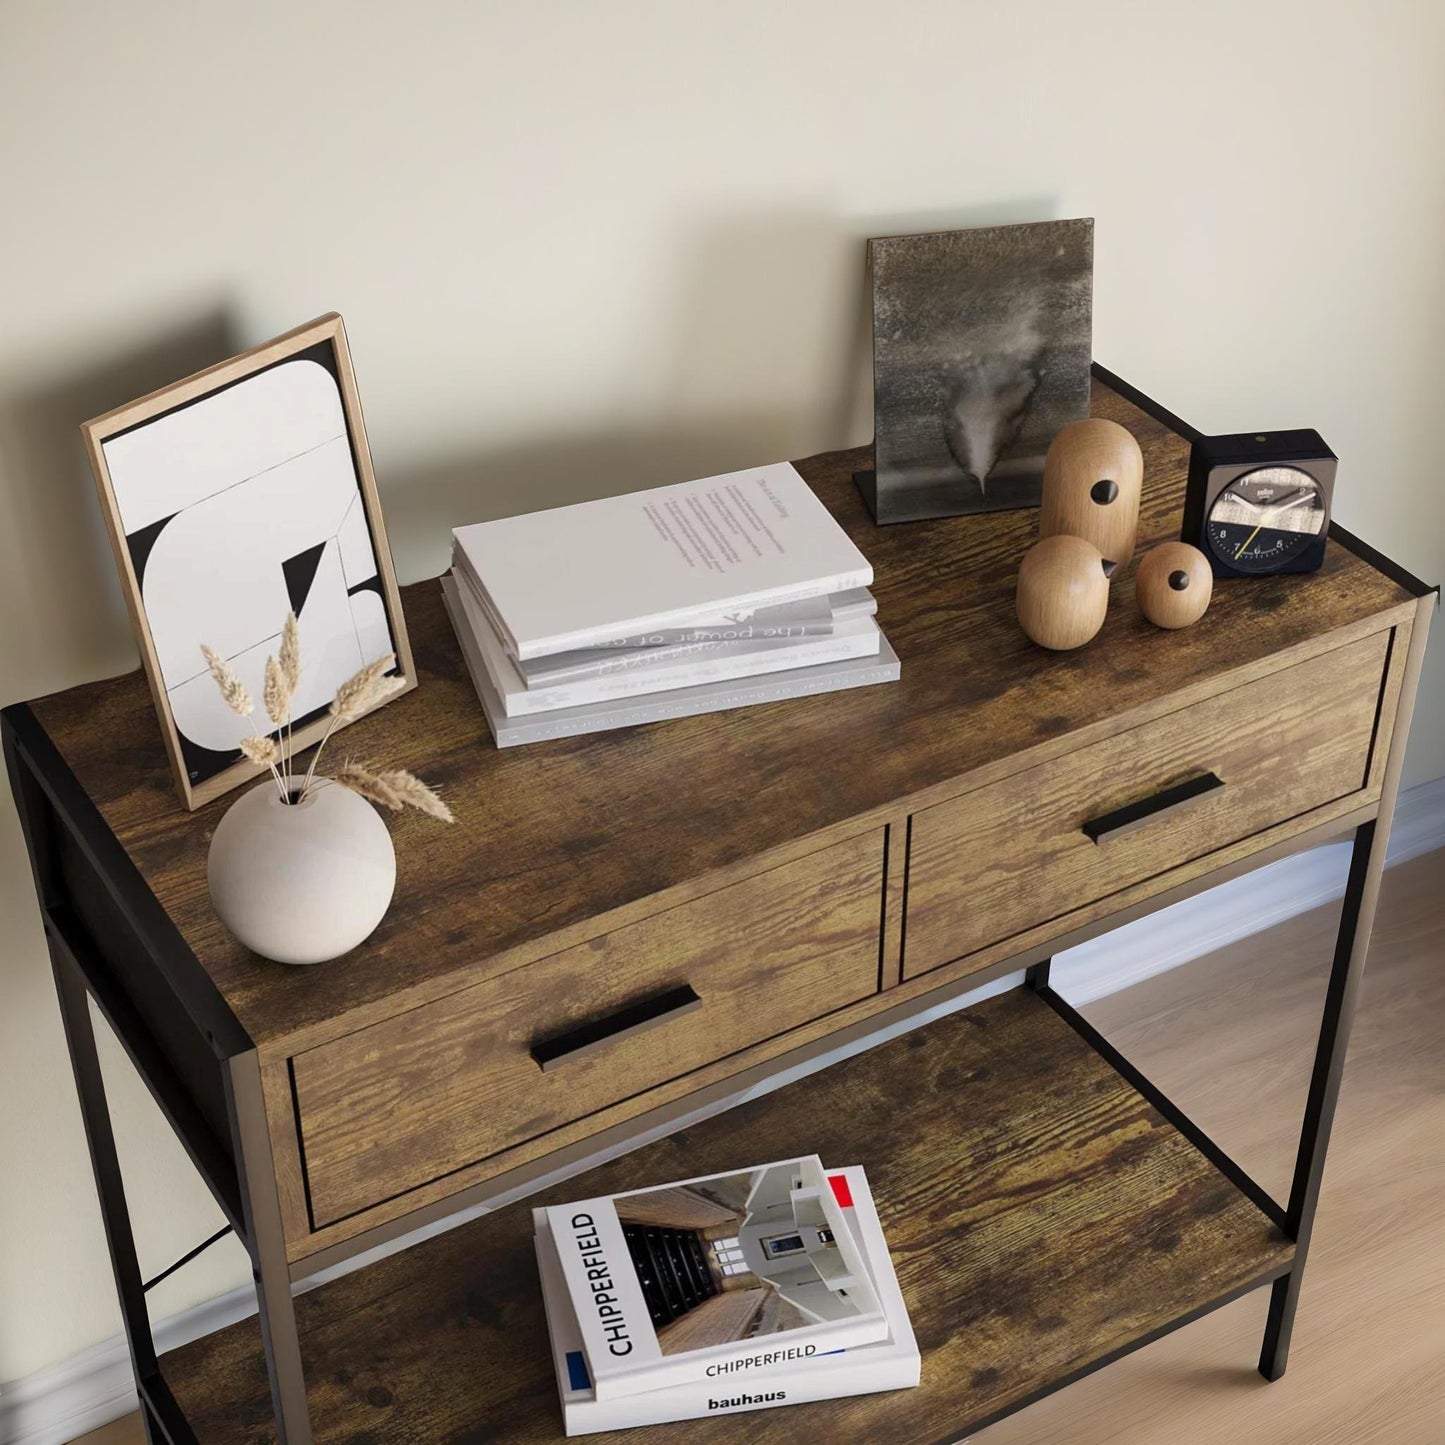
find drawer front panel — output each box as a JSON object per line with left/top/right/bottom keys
{"left": 294, "top": 831, "right": 883, "bottom": 1228}
{"left": 904, "top": 631, "right": 1389, "bottom": 980}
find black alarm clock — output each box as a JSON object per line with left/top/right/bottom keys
{"left": 1182, "top": 429, "right": 1336, "bottom": 578}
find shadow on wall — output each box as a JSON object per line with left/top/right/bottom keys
{"left": 383, "top": 412, "right": 803, "bottom": 583}
{"left": 379, "top": 207, "right": 871, "bottom": 580}
{"left": 377, "top": 196, "right": 1065, "bottom": 583}
{"left": 0, "top": 306, "right": 254, "bottom": 1395}
{"left": 0, "top": 307, "right": 244, "bottom": 708}
{"left": 0, "top": 199, "right": 1074, "bottom": 686}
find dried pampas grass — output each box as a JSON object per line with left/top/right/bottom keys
{"left": 333, "top": 760, "right": 403, "bottom": 810}
{"left": 380, "top": 768, "right": 454, "bottom": 823}
{"left": 200, "top": 646, "right": 253, "bottom": 717}
{"left": 330, "top": 654, "right": 404, "bottom": 723}
{"left": 279, "top": 611, "right": 301, "bottom": 692}
{"left": 202, "top": 615, "right": 451, "bottom": 826}
{"left": 303, "top": 653, "right": 404, "bottom": 793}
{"left": 239, "top": 735, "right": 280, "bottom": 768}
{"left": 335, "top": 762, "right": 455, "bottom": 823}
{"left": 263, "top": 655, "right": 292, "bottom": 727}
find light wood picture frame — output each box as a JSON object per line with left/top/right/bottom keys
{"left": 82, "top": 313, "right": 416, "bottom": 810}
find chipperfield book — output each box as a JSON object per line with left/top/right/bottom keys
{"left": 534, "top": 1165, "right": 918, "bottom": 1434}
{"left": 444, "top": 572, "right": 900, "bottom": 747}
{"left": 539, "top": 1155, "right": 889, "bottom": 1402}
{"left": 448, "top": 562, "right": 881, "bottom": 715}
{"left": 451, "top": 462, "right": 873, "bottom": 660}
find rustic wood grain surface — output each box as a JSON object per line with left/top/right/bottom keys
{"left": 24, "top": 379, "right": 1414, "bottom": 1052}
{"left": 160, "top": 987, "right": 1292, "bottom": 1443}
{"left": 902, "top": 631, "right": 1385, "bottom": 977}
{"left": 292, "top": 830, "right": 883, "bottom": 1229}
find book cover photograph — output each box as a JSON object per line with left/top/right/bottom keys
{"left": 544, "top": 1155, "right": 887, "bottom": 1400}
{"left": 534, "top": 1164, "right": 919, "bottom": 1434}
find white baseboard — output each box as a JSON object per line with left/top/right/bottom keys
{"left": 0, "top": 1289, "right": 257, "bottom": 1445}
{"left": 4, "top": 776, "right": 1441, "bottom": 1445}
{"left": 1051, "top": 772, "right": 1445, "bottom": 1004}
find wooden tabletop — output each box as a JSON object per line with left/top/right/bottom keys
{"left": 25, "top": 377, "right": 1415, "bottom": 1053}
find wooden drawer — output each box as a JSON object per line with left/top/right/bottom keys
{"left": 292, "top": 831, "right": 884, "bottom": 1228}
{"left": 903, "top": 631, "right": 1389, "bottom": 980}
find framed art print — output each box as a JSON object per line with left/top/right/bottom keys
{"left": 82, "top": 313, "right": 415, "bottom": 810}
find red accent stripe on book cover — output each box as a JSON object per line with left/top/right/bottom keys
{"left": 827, "top": 1173, "right": 853, "bottom": 1208}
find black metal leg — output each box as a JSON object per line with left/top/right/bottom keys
{"left": 133, "top": 1383, "right": 184, "bottom": 1445}
{"left": 49, "top": 944, "right": 190, "bottom": 1445}
{"left": 225, "top": 1052, "right": 314, "bottom": 1443}
{"left": 1259, "top": 819, "right": 1385, "bottom": 1380}
{"left": 1026, "top": 957, "right": 1052, "bottom": 991}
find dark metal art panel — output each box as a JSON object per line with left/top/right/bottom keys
{"left": 863, "top": 218, "right": 1093, "bottom": 523}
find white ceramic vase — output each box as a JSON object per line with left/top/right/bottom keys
{"left": 207, "top": 775, "right": 396, "bottom": 966}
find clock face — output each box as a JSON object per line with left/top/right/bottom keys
{"left": 1205, "top": 465, "right": 1327, "bottom": 573}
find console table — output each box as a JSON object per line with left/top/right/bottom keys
{"left": 3, "top": 370, "right": 1433, "bottom": 1443}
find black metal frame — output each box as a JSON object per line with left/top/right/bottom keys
{"left": 2, "top": 704, "right": 314, "bottom": 1445}
{"left": 1033, "top": 813, "right": 1390, "bottom": 1380}
{"left": 2, "top": 513, "right": 1433, "bottom": 1442}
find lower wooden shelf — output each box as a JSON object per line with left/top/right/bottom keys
{"left": 163, "top": 988, "right": 1293, "bottom": 1442}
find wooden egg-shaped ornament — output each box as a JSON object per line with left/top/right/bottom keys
{"left": 1136, "top": 542, "right": 1214, "bottom": 629}
{"left": 1039, "top": 418, "right": 1144, "bottom": 574}
{"left": 1016, "top": 534, "right": 1111, "bottom": 651}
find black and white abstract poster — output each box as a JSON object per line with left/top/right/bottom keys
{"left": 101, "top": 341, "right": 398, "bottom": 787}
{"left": 865, "top": 219, "right": 1094, "bottom": 524}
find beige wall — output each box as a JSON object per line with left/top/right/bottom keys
{"left": 2, "top": 0, "right": 1443, "bottom": 1382}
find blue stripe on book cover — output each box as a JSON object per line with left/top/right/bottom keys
{"left": 566, "top": 1351, "right": 592, "bottom": 1391}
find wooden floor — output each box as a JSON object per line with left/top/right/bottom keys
{"left": 74, "top": 847, "right": 1445, "bottom": 1445}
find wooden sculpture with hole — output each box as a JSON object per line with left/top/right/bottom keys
{"left": 1136, "top": 541, "right": 1213, "bottom": 629}
{"left": 1015, "top": 533, "right": 1111, "bottom": 650}
{"left": 1038, "top": 418, "right": 1144, "bottom": 576}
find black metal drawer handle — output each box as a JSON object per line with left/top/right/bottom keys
{"left": 1082, "top": 772, "right": 1225, "bottom": 844}
{"left": 530, "top": 984, "right": 703, "bottom": 1072}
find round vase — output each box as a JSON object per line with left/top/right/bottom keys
{"left": 207, "top": 775, "right": 396, "bottom": 966}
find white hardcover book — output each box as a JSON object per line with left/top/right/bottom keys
{"left": 521, "top": 632, "right": 840, "bottom": 688}
{"left": 441, "top": 575, "right": 900, "bottom": 748}
{"left": 515, "top": 589, "right": 878, "bottom": 687}
{"left": 496, "top": 584, "right": 839, "bottom": 653}
{"left": 542, "top": 1155, "right": 889, "bottom": 1402}
{"left": 828, "top": 587, "right": 878, "bottom": 623}
{"left": 454, "top": 546, "right": 875, "bottom": 655}
{"left": 517, "top": 608, "right": 841, "bottom": 687}
{"left": 533, "top": 1165, "right": 918, "bottom": 1434}
{"left": 451, "top": 462, "right": 873, "bottom": 660}
{"left": 450, "top": 566, "right": 880, "bottom": 716}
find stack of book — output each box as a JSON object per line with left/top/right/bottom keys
{"left": 533, "top": 1156, "right": 918, "bottom": 1434}
{"left": 442, "top": 462, "right": 899, "bottom": 746}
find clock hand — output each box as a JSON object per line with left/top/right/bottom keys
{"left": 1244, "top": 492, "right": 1322, "bottom": 535}
{"left": 1234, "top": 523, "right": 1264, "bottom": 559}
{"left": 1266, "top": 489, "right": 1316, "bottom": 511}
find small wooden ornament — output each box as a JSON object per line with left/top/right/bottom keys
{"left": 1039, "top": 418, "right": 1144, "bottom": 573}
{"left": 1016, "top": 534, "right": 1111, "bottom": 651}
{"left": 1136, "top": 542, "right": 1213, "bottom": 629}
